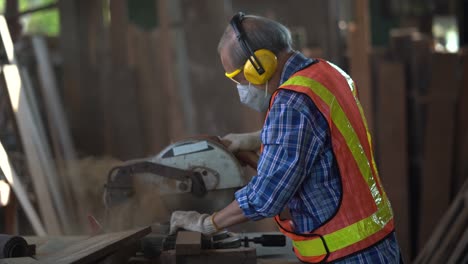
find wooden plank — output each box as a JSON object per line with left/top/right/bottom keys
{"left": 419, "top": 53, "right": 460, "bottom": 250}
{"left": 24, "top": 235, "right": 86, "bottom": 258}
{"left": 57, "top": 0, "right": 83, "bottom": 145}
{"left": 407, "top": 34, "right": 432, "bottom": 258}
{"left": 326, "top": 0, "right": 343, "bottom": 66}
{"left": 430, "top": 206, "right": 468, "bottom": 263}
{"left": 0, "top": 257, "right": 38, "bottom": 264}
{"left": 97, "top": 241, "right": 139, "bottom": 264}
{"left": 18, "top": 66, "right": 69, "bottom": 233}
{"left": 39, "top": 226, "right": 151, "bottom": 264}
{"left": 454, "top": 51, "right": 468, "bottom": 196}
{"left": 0, "top": 138, "right": 46, "bottom": 235}
{"left": 166, "top": 0, "right": 196, "bottom": 135}
{"left": 155, "top": 0, "right": 186, "bottom": 140}
{"left": 32, "top": 36, "right": 79, "bottom": 233}
{"left": 131, "top": 27, "right": 170, "bottom": 154}
{"left": 4, "top": 190, "right": 16, "bottom": 234}
{"left": 160, "top": 247, "right": 256, "bottom": 264}
{"left": 414, "top": 181, "right": 468, "bottom": 263}
{"left": 58, "top": 0, "right": 106, "bottom": 157}
{"left": 447, "top": 224, "right": 468, "bottom": 264}
{"left": 348, "top": 0, "right": 373, "bottom": 133}
{"left": 175, "top": 231, "right": 201, "bottom": 256}
{"left": 408, "top": 34, "right": 432, "bottom": 169}
{"left": 4, "top": 0, "right": 21, "bottom": 41}
{"left": 375, "top": 61, "right": 410, "bottom": 262}
{"left": 0, "top": 15, "right": 61, "bottom": 235}
{"left": 102, "top": 0, "right": 144, "bottom": 159}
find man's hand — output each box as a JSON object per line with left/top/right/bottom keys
{"left": 221, "top": 130, "right": 262, "bottom": 152}
{"left": 169, "top": 211, "right": 218, "bottom": 235}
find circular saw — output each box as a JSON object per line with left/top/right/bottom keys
{"left": 103, "top": 137, "right": 256, "bottom": 214}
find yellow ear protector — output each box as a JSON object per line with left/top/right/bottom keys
{"left": 228, "top": 12, "right": 278, "bottom": 85}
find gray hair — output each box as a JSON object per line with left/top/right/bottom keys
{"left": 218, "top": 15, "right": 293, "bottom": 69}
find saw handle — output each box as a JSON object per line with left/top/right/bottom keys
{"left": 244, "top": 234, "right": 286, "bottom": 247}
{"left": 191, "top": 135, "right": 259, "bottom": 170}
{"left": 234, "top": 151, "right": 259, "bottom": 170}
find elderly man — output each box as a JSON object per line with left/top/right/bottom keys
{"left": 170, "top": 12, "right": 402, "bottom": 263}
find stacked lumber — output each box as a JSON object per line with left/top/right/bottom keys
{"left": 372, "top": 28, "right": 468, "bottom": 262}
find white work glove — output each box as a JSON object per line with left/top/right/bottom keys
{"left": 169, "top": 211, "right": 218, "bottom": 235}
{"left": 221, "top": 130, "right": 261, "bottom": 152}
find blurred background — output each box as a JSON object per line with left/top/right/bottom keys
{"left": 0, "top": 0, "right": 466, "bottom": 263}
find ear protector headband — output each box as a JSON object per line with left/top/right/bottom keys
{"left": 229, "top": 12, "right": 277, "bottom": 85}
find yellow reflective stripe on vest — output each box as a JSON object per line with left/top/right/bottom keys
{"left": 293, "top": 201, "right": 392, "bottom": 256}
{"left": 327, "top": 61, "right": 380, "bottom": 187}
{"left": 282, "top": 76, "right": 381, "bottom": 205}
{"left": 281, "top": 76, "right": 393, "bottom": 256}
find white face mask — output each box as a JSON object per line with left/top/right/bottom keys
{"left": 236, "top": 82, "right": 271, "bottom": 112}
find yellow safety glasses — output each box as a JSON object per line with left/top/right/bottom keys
{"left": 225, "top": 68, "right": 242, "bottom": 84}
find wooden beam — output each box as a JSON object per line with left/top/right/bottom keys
{"left": 348, "top": 0, "right": 373, "bottom": 132}
{"left": 0, "top": 138, "right": 46, "bottom": 235}
{"left": 414, "top": 181, "right": 468, "bottom": 263}
{"left": 39, "top": 226, "right": 151, "bottom": 263}
{"left": 58, "top": 0, "right": 106, "bottom": 157}
{"left": 419, "top": 53, "right": 460, "bottom": 250}
{"left": 32, "top": 36, "right": 80, "bottom": 232}
{"left": 156, "top": 0, "right": 186, "bottom": 140}
{"left": 375, "top": 60, "right": 410, "bottom": 262}
{"left": 454, "top": 50, "right": 468, "bottom": 196}
{"left": 17, "top": 66, "right": 71, "bottom": 233}
{"left": 3, "top": 184, "right": 16, "bottom": 234}
{"left": 160, "top": 247, "right": 257, "bottom": 264}
{"left": 4, "top": 0, "right": 21, "bottom": 41}
{"left": 0, "top": 257, "right": 38, "bottom": 264}
{"left": 131, "top": 26, "right": 170, "bottom": 153}
{"left": 103, "top": 0, "right": 144, "bottom": 159}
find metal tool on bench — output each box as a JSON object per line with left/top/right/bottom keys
{"left": 141, "top": 231, "right": 286, "bottom": 257}
{"left": 103, "top": 137, "right": 256, "bottom": 213}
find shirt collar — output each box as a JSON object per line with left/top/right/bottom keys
{"left": 279, "top": 51, "right": 316, "bottom": 85}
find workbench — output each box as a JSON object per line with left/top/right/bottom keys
{"left": 0, "top": 230, "right": 299, "bottom": 264}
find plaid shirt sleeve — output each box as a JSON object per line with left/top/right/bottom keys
{"left": 235, "top": 91, "right": 324, "bottom": 220}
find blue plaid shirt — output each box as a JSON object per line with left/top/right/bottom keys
{"left": 235, "top": 51, "right": 400, "bottom": 263}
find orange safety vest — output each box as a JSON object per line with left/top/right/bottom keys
{"left": 268, "top": 59, "right": 394, "bottom": 263}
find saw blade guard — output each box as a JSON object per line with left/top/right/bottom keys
{"left": 153, "top": 138, "right": 247, "bottom": 191}
{"left": 104, "top": 138, "right": 250, "bottom": 215}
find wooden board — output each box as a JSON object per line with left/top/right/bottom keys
{"left": 39, "top": 226, "right": 151, "bottom": 264}
{"left": 160, "top": 247, "right": 256, "bottom": 264}
{"left": 32, "top": 36, "right": 78, "bottom": 233}
{"left": 58, "top": 0, "right": 107, "bottom": 157}
{"left": 131, "top": 26, "right": 170, "bottom": 154}
{"left": 414, "top": 181, "right": 468, "bottom": 264}
{"left": 103, "top": 0, "right": 144, "bottom": 159}
{"left": 375, "top": 61, "right": 410, "bottom": 262}
{"left": 454, "top": 51, "right": 468, "bottom": 196}
{"left": 175, "top": 231, "right": 201, "bottom": 256}
{"left": 347, "top": 0, "right": 373, "bottom": 133}
{"left": 0, "top": 139, "right": 45, "bottom": 235}
{"left": 155, "top": 0, "right": 186, "bottom": 140}
{"left": 419, "top": 53, "right": 459, "bottom": 250}
{"left": 0, "top": 257, "right": 38, "bottom": 264}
